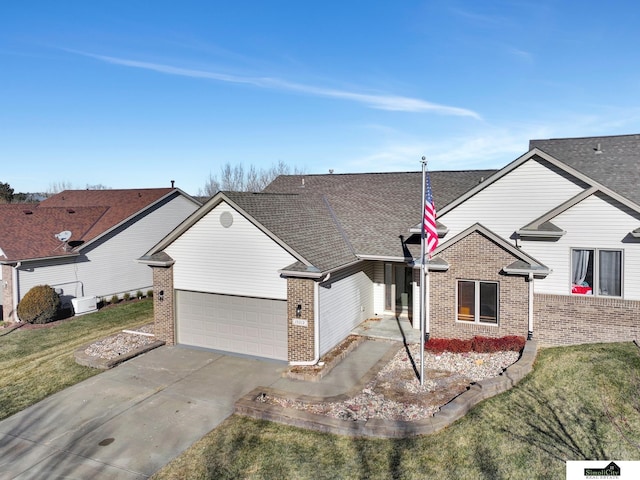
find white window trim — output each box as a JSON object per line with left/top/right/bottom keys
{"left": 570, "top": 247, "right": 624, "bottom": 298}
{"left": 455, "top": 279, "right": 499, "bottom": 326}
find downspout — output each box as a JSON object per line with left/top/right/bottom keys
{"left": 528, "top": 272, "right": 534, "bottom": 340}
{"left": 12, "top": 262, "right": 21, "bottom": 322}
{"left": 289, "top": 273, "right": 330, "bottom": 366}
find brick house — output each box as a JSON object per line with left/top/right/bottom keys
{"left": 140, "top": 134, "right": 640, "bottom": 364}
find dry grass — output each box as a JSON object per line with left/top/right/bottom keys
{"left": 152, "top": 342, "right": 640, "bottom": 480}
{"left": 0, "top": 299, "right": 153, "bottom": 420}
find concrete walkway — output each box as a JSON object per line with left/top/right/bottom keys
{"left": 351, "top": 315, "right": 422, "bottom": 344}
{"left": 0, "top": 340, "right": 394, "bottom": 479}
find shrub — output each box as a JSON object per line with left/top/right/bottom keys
{"left": 146, "top": 290, "right": 154, "bottom": 299}
{"left": 110, "top": 294, "right": 120, "bottom": 304}
{"left": 136, "top": 290, "right": 144, "bottom": 299}
{"left": 123, "top": 292, "right": 131, "bottom": 301}
{"left": 425, "top": 338, "right": 473, "bottom": 354}
{"left": 17, "top": 285, "right": 61, "bottom": 324}
{"left": 426, "top": 335, "right": 526, "bottom": 354}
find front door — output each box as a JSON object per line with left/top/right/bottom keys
{"left": 384, "top": 263, "right": 412, "bottom": 318}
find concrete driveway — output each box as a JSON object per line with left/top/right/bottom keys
{"left": 0, "top": 346, "right": 286, "bottom": 479}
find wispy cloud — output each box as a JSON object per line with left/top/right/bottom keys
{"left": 67, "top": 50, "right": 481, "bottom": 119}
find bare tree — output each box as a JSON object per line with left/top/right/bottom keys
{"left": 47, "top": 180, "right": 74, "bottom": 196}
{"left": 199, "top": 161, "right": 306, "bottom": 196}
{"left": 85, "top": 184, "right": 111, "bottom": 190}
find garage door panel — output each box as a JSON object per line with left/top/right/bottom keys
{"left": 176, "top": 290, "right": 287, "bottom": 361}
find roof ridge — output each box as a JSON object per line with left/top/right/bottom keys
{"left": 321, "top": 195, "right": 357, "bottom": 256}
{"left": 531, "top": 133, "right": 640, "bottom": 142}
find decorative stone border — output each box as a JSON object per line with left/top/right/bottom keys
{"left": 235, "top": 340, "right": 538, "bottom": 438}
{"left": 74, "top": 338, "right": 165, "bottom": 369}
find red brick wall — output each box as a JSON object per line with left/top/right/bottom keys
{"left": 534, "top": 293, "right": 640, "bottom": 346}
{"left": 287, "top": 278, "right": 315, "bottom": 362}
{"left": 152, "top": 265, "right": 175, "bottom": 345}
{"left": 428, "top": 231, "right": 530, "bottom": 340}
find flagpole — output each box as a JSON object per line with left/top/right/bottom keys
{"left": 420, "top": 157, "right": 427, "bottom": 386}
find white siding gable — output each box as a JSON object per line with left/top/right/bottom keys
{"left": 522, "top": 194, "right": 640, "bottom": 300}
{"left": 166, "top": 201, "right": 297, "bottom": 300}
{"left": 440, "top": 159, "right": 585, "bottom": 243}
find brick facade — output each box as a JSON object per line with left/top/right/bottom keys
{"left": 534, "top": 293, "right": 640, "bottom": 346}
{"left": 287, "top": 277, "right": 315, "bottom": 362}
{"left": 428, "top": 231, "right": 530, "bottom": 340}
{"left": 1, "top": 264, "right": 14, "bottom": 322}
{"left": 152, "top": 265, "right": 175, "bottom": 345}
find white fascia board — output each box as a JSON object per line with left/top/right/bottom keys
{"left": 502, "top": 266, "right": 551, "bottom": 278}
{"left": 516, "top": 229, "right": 566, "bottom": 238}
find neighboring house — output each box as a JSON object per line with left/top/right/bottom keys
{"left": 140, "top": 133, "right": 640, "bottom": 364}
{"left": 0, "top": 188, "right": 200, "bottom": 321}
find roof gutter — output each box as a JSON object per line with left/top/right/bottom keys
{"left": 502, "top": 266, "right": 551, "bottom": 278}
{"left": 0, "top": 252, "right": 81, "bottom": 265}
{"left": 279, "top": 259, "right": 362, "bottom": 279}
{"left": 136, "top": 257, "right": 176, "bottom": 267}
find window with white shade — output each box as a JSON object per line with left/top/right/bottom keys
{"left": 571, "top": 248, "right": 622, "bottom": 297}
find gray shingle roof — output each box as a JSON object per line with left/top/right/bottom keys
{"left": 530, "top": 134, "right": 640, "bottom": 206}
{"left": 263, "top": 170, "right": 495, "bottom": 260}
{"left": 224, "top": 191, "right": 358, "bottom": 272}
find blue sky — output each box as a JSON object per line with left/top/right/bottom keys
{"left": 3, "top": 1, "right": 640, "bottom": 195}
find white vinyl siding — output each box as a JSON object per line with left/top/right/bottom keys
{"left": 372, "top": 262, "right": 385, "bottom": 315}
{"left": 440, "top": 159, "right": 584, "bottom": 242}
{"left": 165, "top": 201, "right": 297, "bottom": 299}
{"left": 15, "top": 193, "right": 199, "bottom": 302}
{"left": 16, "top": 259, "right": 81, "bottom": 307}
{"left": 318, "top": 262, "right": 374, "bottom": 356}
{"left": 522, "top": 194, "right": 640, "bottom": 300}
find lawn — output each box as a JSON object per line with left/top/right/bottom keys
{"left": 152, "top": 341, "right": 640, "bottom": 480}
{"left": 0, "top": 299, "right": 153, "bottom": 421}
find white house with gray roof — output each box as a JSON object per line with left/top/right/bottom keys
{"left": 140, "top": 134, "right": 640, "bottom": 363}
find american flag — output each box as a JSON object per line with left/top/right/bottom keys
{"left": 423, "top": 171, "right": 438, "bottom": 256}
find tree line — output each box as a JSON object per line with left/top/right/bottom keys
{"left": 1, "top": 161, "right": 306, "bottom": 203}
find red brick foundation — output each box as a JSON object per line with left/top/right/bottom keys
{"left": 152, "top": 265, "right": 175, "bottom": 345}
{"left": 287, "top": 278, "right": 315, "bottom": 362}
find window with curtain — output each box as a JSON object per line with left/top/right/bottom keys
{"left": 457, "top": 280, "right": 498, "bottom": 324}
{"left": 571, "top": 248, "right": 622, "bottom": 297}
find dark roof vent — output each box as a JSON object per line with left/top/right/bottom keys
{"left": 66, "top": 208, "right": 75, "bottom": 214}
{"left": 23, "top": 209, "right": 33, "bottom": 215}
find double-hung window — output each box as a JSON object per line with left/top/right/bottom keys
{"left": 571, "top": 248, "right": 622, "bottom": 297}
{"left": 457, "top": 280, "right": 499, "bottom": 324}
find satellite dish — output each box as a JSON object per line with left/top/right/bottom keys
{"left": 55, "top": 230, "right": 72, "bottom": 242}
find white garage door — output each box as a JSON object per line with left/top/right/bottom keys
{"left": 176, "top": 290, "right": 288, "bottom": 361}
